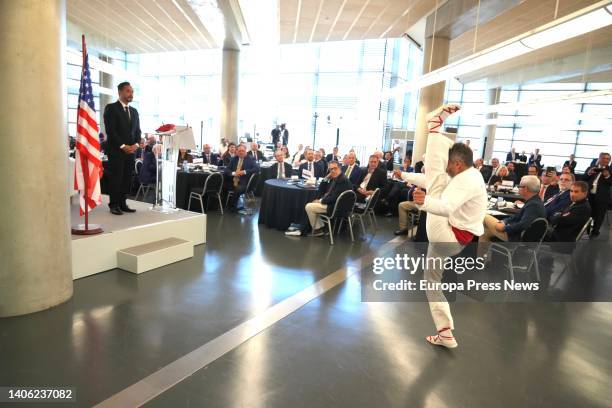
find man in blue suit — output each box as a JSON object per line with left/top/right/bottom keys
{"left": 544, "top": 173, "right": 573, "bottom": 219}
{"left": 223, "top": 144, "right": 259, "bottom": 210}
{"left": 298, "top": 149, "right": 325, "bottom": 179}
{"left": 341, "top": 151, "right": 362, "bottom": 187}
{"left": 201, "top": 144, "right": 220, "bottom": 165}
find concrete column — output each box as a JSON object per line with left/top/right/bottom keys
{"left": 481, "top": 87, "right": 501, "bottom": 161}
{"left": 99, "top": 55, "right": 114, "bottom": 136}
{"left": 412, "top": 35, "right": 450, "bottom": 163}
{"left": 0, "top": 0, "right": 73, "bottom": 317}
{"left": 221, "top": 48, "right": 239, "bottom": 143}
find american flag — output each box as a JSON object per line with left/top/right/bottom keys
{"left": 74, "top": 35, "right": 103, "bottom": 216}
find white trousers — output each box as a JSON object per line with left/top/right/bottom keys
{"left": 305, "top": 202, "right": 328, "bottom": 230}
{"left": 422, "top": 131, "right": 463, "bottom": 331}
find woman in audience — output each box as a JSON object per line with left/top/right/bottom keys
{"left": 177, "top": 148, "right": 194, "bottom": 166}
{"left": 488, "top": 166, "right": 514, "bottom": 187}
{"left": 281, "top": 146, "right": 290, "bottom": 159}
{"left": 221, "top": 142, "right": 236, "bottom": 166}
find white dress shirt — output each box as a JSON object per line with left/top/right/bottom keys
{"left": 418, "top": 167, "right": 488, "bottom": 236}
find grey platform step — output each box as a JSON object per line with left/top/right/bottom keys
{"left": 117, "top": 237, "right": 194, "bottom": 274}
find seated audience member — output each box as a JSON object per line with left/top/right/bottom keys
{"left": 384, "top": 151, "right": 395, "bottom": 171}
{"left": 135, "top": 137, "right": 145, "bottom": 160}
{"left": 223, "top": 145, "right": 259, "bottom": 210}
{"left": 490, "top": 158, "right": 501, "bottom": 177}
{"left": 529, "top": 148, "right": 542, "bottom": 168}
{"left": 318, "top": 148, "right": 327, "bottom": 162}
{"left": 518, "top": 151, "right": 528, "bottom": 162}
{"left": 527, "top": 165, "right": 538, "bottom": 176}
{"left": 543, "top": 173, "right": 573, "bottom": 219}
{"left": 177, "top": 148, "right": 193, "bottom": 166}
{"left": 281, "top": 146, "right": 290, "bottom": 159}
{"left": 349, "top": 149, "right": 361, "bottom": 166}
{"left": 139, "top": 135, "right": 157, "bottom": 186}
{"left": 506, "top": 148, "right": 518, "bottom": 162}
{"left": 414, "top": 155, "right": 425, "bottom": 174}
{"left": 474, "top": 158, "right": 484, "bottom": 170}
{"left": 300, "top": 161, "right": 353, "bottom": 237}
{"left": 218, "top": 137, "right": 229, "bottom": 156}
{"left": 394, "top": 185, "right": 419, "bottom": 235}
{"left": 547, "top": 181, "right": 591, "bottom": 242}
{"left": 590, "top": 152, "right": 607, "bottom": 168}
{"left": 315, "top": 150, "right": 327, "bottom": 173}
{"left": 247, "top": 142, "right": 267, "bottom": 161}
{"left": 221, "top": 143, "right": 236, "bottom": 166}
{"left": 400, "top": 156, "right": 414, "bottom": 173}
{"left": 292, "top": 144, "right": 305, "bottom": 165}
{"left": 561, "top": 166, "right": 572, "bottom": 175}
{"left": 342, "top": 152, "right": 362, "bottom": 187}
{"left": 381, "top": 157, "right": 414, "bottom": 216}
{"left": 563, "top": 154, "right": 577, "bottom": 173}
{"left": 539, "top": 169, "right": 560, "bottom": 201}
{"left": 299, "top": 149, "right": 325, "bottom": 179}
{"left": 585, "top": 152, "right": 611, "bottom": 237}
{"left": 201, "top": 144, "right": 220, "bottom": 165}
{"left": 355, "top": 155, "right": 387, "bottom": 203}
{"left": 326, "top": 146, "right": 341, "bottom": 162}
{"left": 506, "top": 162, "right": 518, "bottom": 183}
{"left": 488, "top": 166, "right": 515, "bottom": 187}
{"left": 270, "top": 150, "right": 292, "bottom": 179}
{"left": 480, "top": 175, "right": 546, "bottom": 246}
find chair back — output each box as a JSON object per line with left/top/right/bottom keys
{"left": 245, "top": 173, "right": 259, "bottom": 193}
{"left": 135, "top": 160, "right": 143, "bottom": 176}
{"left": 203, "top": 172, "right": 223, "bottom": 194}
{"left": 358, "top": 188, "right": 380, "bottom": 214}
{"left": 329, "top": 190, "right": 356, "bottom": 219}
{"left": 575, "top": 217, "right": 592, "bottom": 242}
{"left": 521, "top": 217, "right": 548, "bottom": 243}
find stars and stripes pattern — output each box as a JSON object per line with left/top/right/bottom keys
{"left": 74, "top": 36, "right": 103, "bottom": 216}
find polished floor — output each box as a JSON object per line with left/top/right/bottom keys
{"left": 1, "top": 205, "right": 611, "bottom": 408}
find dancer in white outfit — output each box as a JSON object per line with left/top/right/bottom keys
{"left": 396, "top": 104, "right": 488, "bottom": 348}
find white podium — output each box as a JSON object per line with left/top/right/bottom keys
{"left": 154, "top": 126, "right": 196, "bottom": 213}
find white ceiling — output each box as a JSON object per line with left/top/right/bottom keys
{"left": 66, "top": 0, "right": 219, "bottom": 53}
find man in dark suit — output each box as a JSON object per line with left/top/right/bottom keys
{"left": 299, "top": 149, "right": 325, "bottom": 179}
{"left": 585, "top": 152, "right": 610, "bottom": 237}
{"left": 544, "top": 173, "right": 573, "bottom": 219}
{"left": 355, "top": 155, "right": 387, "bottom": 202}
{"left": 315, "top": 150, "right": 327, "bottom": 174}
{"left": 529, "top": 148, "right": 542, "bottom": 168}
{"left": 563, "top": 154, "right": 577, "bottom": 173}
{"left": 326, "top": 146, "right": 341, "bottom": 163}
{"left": 103, "top": 81, "right": 141, "bottom": 215}
{"left": 247, "top": 142, "right": 267, "bottom": 162}
{"left": 201, "top": 144, "right": 219, "bottom": 165}
{"left": 481, "top": 175, "right": 546, "bottom": 242}
{"left": 506, "top": 148, "right": 518, "bottom": 162}
{"left": 304, "top": 161, "right": 353, "bottom": 236}
{"left": 548, "top": 181, "right": 591, "bottom": 242}
{"left": 539, "top": 169, "right": 559, "bottom": 202}
{"left": 280, "top": 123, "right": 289, "bottom": 145}
{"left": 271, "top": 125, "right": 280, "bottom": 146}
{"left": 138, "top": 135, "right": 157, "bottom": 187}
{"left": 518, "top": 151, "right": 528, "bottom": 163}
{"left": 341, "top": 151, "right": 362, "bottom": 187}
{"left": 223, "top": 144, "right": 259, "bottom": 210}
{"left": 270, "top": 150, "right": 292, "bottom": 179}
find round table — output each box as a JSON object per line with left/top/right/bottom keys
{"left": 175, "top": 170, "right": 213, "bottom": 210}
{"left": 258, "top": 179, "right": 319, "bottom": 230}
{"left": 255, "top": 164, "right": 300, "bottom": 196}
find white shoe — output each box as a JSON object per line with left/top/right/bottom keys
{"left": 285, "top": 229, "right": 302, "bottom": 236}
{"left": 426, "top": 328, "right": 458, "bottom": 349}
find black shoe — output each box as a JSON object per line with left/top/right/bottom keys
{"left": 394, "top": 228, "right": 408, "bottom": 236}
{"left": 110, "top": 207, "right": 123, "bottom": 215}
{"left": 120, "top": 205, "right": 136, "bottom": 213}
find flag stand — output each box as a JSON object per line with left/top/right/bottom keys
{"left": 71, "top": 34, "right": 103, "bottom": 236}
{"left": 71, "top": 167, "right": 103, "bottom": 235}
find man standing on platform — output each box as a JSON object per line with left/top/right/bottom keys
{"left": 280, "top": 123, "right": 289, "bottom": 146}
{"left": 586, "top": 152, "right": 611, "bottom": 238}
{"left": 103, "top": 81, "right": 141, "bottom": 215}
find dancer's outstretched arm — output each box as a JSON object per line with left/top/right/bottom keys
{"left": 399, "top": 172, "right": 426, "bottom": 187}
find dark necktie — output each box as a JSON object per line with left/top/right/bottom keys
{"left": 124, "top": 106, "right": 131, "bottom": 122}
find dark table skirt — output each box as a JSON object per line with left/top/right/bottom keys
{"left": 176, "top": 171, "right": 212, "bottom": 210}
{"left": 258, "top": 179, "right": 318, "bottom": 230}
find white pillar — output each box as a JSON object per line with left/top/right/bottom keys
{"left": 412, "top": 36, "right": 450, "bottom": 163}
{"left": 0, "top": 0, "right": 73, "bottom": 317}
{"left": 221, "top": 49, "right": 239, "bottom": 143}
{"left": 481, "top": 87, "right": 501, "bottom": 161}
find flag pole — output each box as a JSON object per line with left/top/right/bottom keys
{"left": 72, "top": 34, "right": 103, "bottom": 235}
